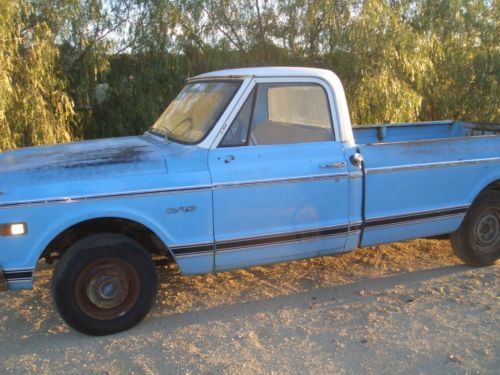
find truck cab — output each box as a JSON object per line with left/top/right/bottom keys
{"left": 180, "top": 68, "right": 361, "bottom": 271}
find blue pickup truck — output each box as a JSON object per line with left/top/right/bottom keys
{"left": 1, "top": 67, "right": 499, "bottom": 335}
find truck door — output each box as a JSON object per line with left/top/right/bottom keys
{"left": 209, "top": 79, "right": 352, "bottom": 271}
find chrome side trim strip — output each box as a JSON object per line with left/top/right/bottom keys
{"left": 214, "top": 231, "right": 348, "bottom": 254}
{"left": 1, "top": 173, "right": 353, "bottom": 208}
{"left": 7, "top": 278, "right": 32, "bottom": 283}
{"left": 364, "top": 205, "right": 469, "bottom": 228}
{"left": 3, "top": 268, "right": 34, "bottom": 282}
{"left": 170, "top": 242, "right": 214, "bottom": 256}
{"left": 364, "top": 212, "right": 466, "bottom": 230}
{"left": 172, "top": 223, "right": 354, "bottom": 257}
{"left": 170, "top": 206, "right": 468, "bottom": 258}
{"left": 348, "top": 171, "right": 363, "bottom": 178}
{"left": 172, "top": 251, "right": 213, "bottom": 258}
{"left": 213, "top": 172, "right": 349, "bottom": 189}
{"left": 0, "top": 185, "right": 213, "bottom": 209}
{"left": 366, "top": 157, "right": 500, "bottom": 175}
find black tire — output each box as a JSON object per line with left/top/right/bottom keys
{"left": 52, "top": 233, "right": 158, "bottom": 335}
{"left": 450, "top": 190, "right": 500, "bottom": 267}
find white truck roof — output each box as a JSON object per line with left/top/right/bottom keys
{"left": 192, "top": 66, "right": 337, "bottom": 80}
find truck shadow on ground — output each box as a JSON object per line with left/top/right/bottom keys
{"left": 142, "top": 263, "right": 472, "bottom": 333}
{"left": 0, "top": 238, "right": 471, "bottom": 342}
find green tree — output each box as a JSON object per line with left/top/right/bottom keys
{"left": 413, "top": 0, "right": 499, "bottom": 122}
{"left": 345, "top": 0, "right": 433, "bottom": 124}
{"left": 0, "top": 1, "right": 74, "bottom": 151}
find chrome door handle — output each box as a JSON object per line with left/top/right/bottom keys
{"left": 224, "top": 155, "right": 235, "bottom": 163}
{"left": 319, "top": 161, "right": 346, "bottom": 169}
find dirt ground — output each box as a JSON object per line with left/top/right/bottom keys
{"left": 0, "top": 239, "right": 498, "bottom": 374}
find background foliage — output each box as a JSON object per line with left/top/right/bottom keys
{"left": 0, "top": 0, "right": 498, "bottom": 151}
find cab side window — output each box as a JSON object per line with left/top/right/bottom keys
{"left": 220, "top": 82, "right": 334, "bottom": 147}
{"left": 251, "top": 83, "right": 334, "bottom": 145}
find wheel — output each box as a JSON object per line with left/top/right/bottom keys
{"left": 451, "top": 190, "right": 500, "bottom": 267}
{"left": 52, "top": 233, "right": 158, "bottom": 335}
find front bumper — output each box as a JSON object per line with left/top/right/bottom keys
{"left": 0, "top": 270, "right": 7, "bottom": 291}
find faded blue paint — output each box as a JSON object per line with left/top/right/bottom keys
{"left": 1, "top": 70, "right": 499, "bottom": 291}
{"left": 209, "top": 141, "right": 350, "bottom": 271}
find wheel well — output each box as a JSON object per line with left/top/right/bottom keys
{"left": 40, "top": 218, "right": 171, "bottom": 263}
{"left": 476, "top": 180, "right": 500, "bottom": 202}
{"left": 485, "top": 180, "right": 500, "bottom": 193}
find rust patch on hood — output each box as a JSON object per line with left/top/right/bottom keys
{"left": 53, "top": 145, "right": 148, "bottom": 169}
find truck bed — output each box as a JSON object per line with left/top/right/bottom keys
{"left": 353, "top": 120, "right": 500, "bottom": 145}
{"left": 355, "top": 119, "right": 500, "bottom": 248}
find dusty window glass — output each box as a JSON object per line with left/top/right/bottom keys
{"left": 220, "top": 89, "right": 256, "bottom": 147}
{"left": 250, "top": 83, "right": 334, "bottom": 145}
{"left": 151, "top": 80, "right": 241, "bottom": 144}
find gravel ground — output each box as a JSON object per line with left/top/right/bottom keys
{"left": 0, "top": 239, "right": 498, "bottom": 374}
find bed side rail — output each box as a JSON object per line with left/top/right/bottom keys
{"left": 462, "top": 122, "right": 500, "bottom": 136}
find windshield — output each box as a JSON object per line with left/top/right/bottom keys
{"left": 151, "top": 80, "right": 241, "bottom": 144}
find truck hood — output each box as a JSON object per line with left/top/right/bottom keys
{"left": 0, "top": 136, "right": 169, "bottom": 205}
{"left": 0, "top": 136, "right": 166, "bottom": 177}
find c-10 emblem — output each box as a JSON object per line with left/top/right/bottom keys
{"left": 166, "top": 206, "right": 196, "bottom": 214}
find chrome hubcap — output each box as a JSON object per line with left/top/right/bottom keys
{"left": 87, "top": 274, "right": 129, "bottom": 309}
{"left": 475, "top": 212, "right": 499, "bottom": 248}
{"left": 100, "top": 280, "right": 118, "bottom": 299}
{"left": 75, "top": 258, "right": 140, "bottom": 320}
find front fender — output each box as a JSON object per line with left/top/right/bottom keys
{"left": 0, "top": 189, "right": 214, "bottom": 281}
